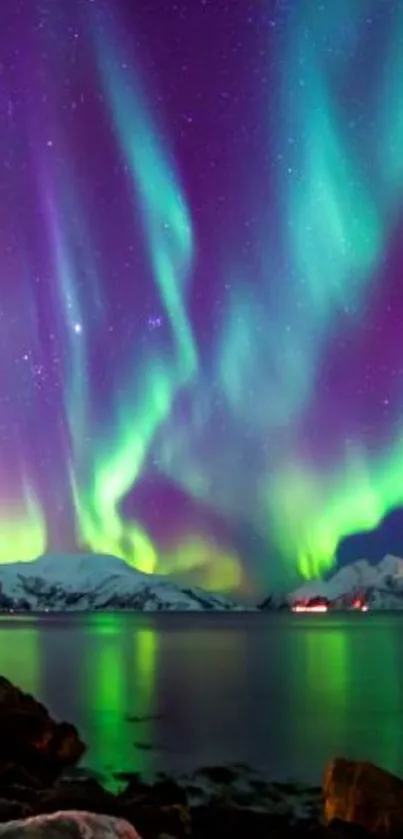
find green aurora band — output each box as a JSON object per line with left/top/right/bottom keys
{"left": 0, "top": 483, "right": 46, "bottom": 564}
{"left": 66, "top": 18, "right": 206, "bottom": 578}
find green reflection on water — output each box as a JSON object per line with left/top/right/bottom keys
{"left": 379, "top": 632, "right": 401, "bottom": 775}
{"left": 0, "top": 617, "right": 40, "bottom": 697}
{"left": 83, "top": 614, "right": 126, "bottom": 777}
{"left": 306, "top": 626, "right": 348, "bottom": 719}
{"left": 131, "top": 628, "right": 159, "bottom": 775}
{"left": 288, "top": 616, "right": 403, "bottom": 778}
{"left": 82, "top": 615, "right": 158, "bottom": 781}
{"left": 289, "top": 622, "right": 348, "bottom": 766}
{"left": 351, "top": 622, "right": 401, "bottom": 776}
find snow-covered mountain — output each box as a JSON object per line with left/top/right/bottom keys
{"left": 0, "top": 553, "right": 244, "bottom": 612}
{"left": 289, "top": 554, "right": 403, "bottom": 609}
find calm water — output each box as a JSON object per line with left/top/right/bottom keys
{"left": 1, "top": 612, "right": 403, "bottom": 784}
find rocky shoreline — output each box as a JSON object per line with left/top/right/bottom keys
{"left": 0, "top": 674, "right": 400, "bottom": 838}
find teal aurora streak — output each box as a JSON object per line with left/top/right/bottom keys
{"left": 0, "top": 0, "right": 403, "bottom": 593}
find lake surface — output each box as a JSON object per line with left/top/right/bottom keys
{"left": 1, "top": 612, "right": 403, "bottom": 784}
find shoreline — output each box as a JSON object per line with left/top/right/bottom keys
{"left": 0, "top": 673, "right": 325, "bottom": 839}
{"left": 0, "top": 758, "right": 326, "bottom": 839}
{"left": 0, "top": 673, "right": 399, "bottom": 837}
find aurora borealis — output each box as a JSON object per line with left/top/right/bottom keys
{"left": 2, "top": 0, "right": 403, "bottom": 593}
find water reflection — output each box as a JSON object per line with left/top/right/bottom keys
{"left": 81, "top": 614, "right": 158, "bottom": 779}
{"left": 280, "top": 615, "right": 403, "bottom": 780}
{"left": 0, "top": 613, "right": 402, "bottom": 783}
{"left": 284, "top": 620, "right": 348, "bottom": 775}
{"left": 346, "top": 620, "right": 402, "bottom": 775}
{"left": 155, "top": 619, "right": 247, "bottom": 767}
{"left": 0, "top": 616, "right": 41, "bottom": 696}
{"left": 130, "top": 628, "right": 159, "bottom": 775}
{"left": 82, "top": 614, "right": 126, "bottom": 776}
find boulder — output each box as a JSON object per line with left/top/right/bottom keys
{"left": 0, "top": 677, "right": 85, "bottom": 782}
{"left": 0, "top": 810, "right": 141, "bottom": 839}
{"left": 46, "top": 722, "right": 85, "bottom": 766}
{"left": 323, "top": 757, "right": 403, "bottom": 833}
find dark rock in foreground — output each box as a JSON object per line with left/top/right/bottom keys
{"left": 0, "top": 764, "right": 323, "bottom": 838}
{"left": 0, "top": 677, "right": 85, "bottom": 785}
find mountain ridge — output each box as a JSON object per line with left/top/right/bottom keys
{"left": 0, "top": 553, "right": 248, "bottom": 612}
{"left": 287, "top": 554, "right": 403, "bottom": 610}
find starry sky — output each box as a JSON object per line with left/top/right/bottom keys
{"left": 2, "top": 0, "right": 403, "bottom": 595}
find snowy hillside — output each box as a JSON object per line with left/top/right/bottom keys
{"left": 289, "top": 554, "right": 403, "bottom": 609}
{"left": 0, "top": 553, "right": 244, "bottom": 612}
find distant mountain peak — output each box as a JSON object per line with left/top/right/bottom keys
{"left": 287, "top": 554, "right": 403, "bottom": 610}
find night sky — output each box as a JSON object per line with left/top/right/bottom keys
{"left": 1, "top": 0, "right": 403, "bottom": 595}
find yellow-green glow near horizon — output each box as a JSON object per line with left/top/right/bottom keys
{"left": 0, "top": 485, "right": 46, "bottom": 564}
{"left": 162, "top": 537, "right": 242, "bottom": 591}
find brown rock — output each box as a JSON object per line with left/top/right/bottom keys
{"left": 0, "top": 709, "right": 52, "bottom": 752}
{"left": 47, "top": 721, "right": 85, "bottom": 766}
{"left": 323, "top": 757, "right": 403, "bottom": 833}
{"left": 0, "top": 676, "right": 85, "bottom": 781}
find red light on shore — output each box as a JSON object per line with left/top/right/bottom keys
{"left": 352, "top": 598, "right": 369, "bottom": 611}
{"left": 291, "top": 601, "right": 369, "bottom": 613}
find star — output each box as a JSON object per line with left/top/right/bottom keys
{"left": 147, "top": 316, "right": 163, "bottom": 330}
